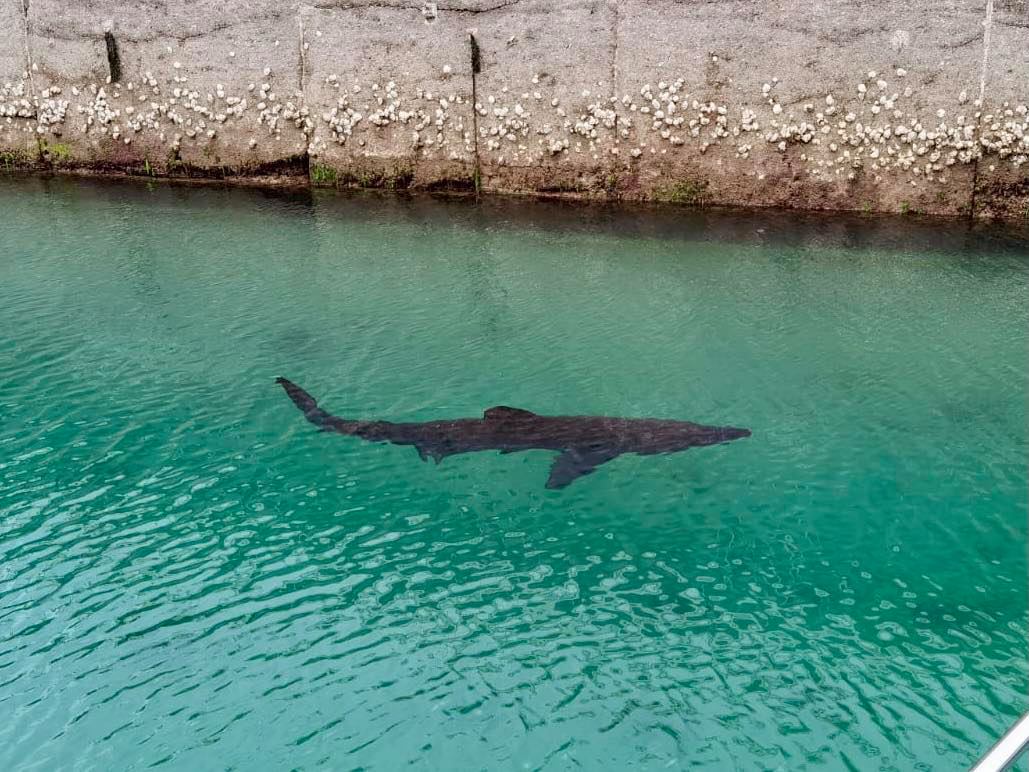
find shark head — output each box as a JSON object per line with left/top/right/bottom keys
{"left": 714, "top": 425, "right": 752, "bottom": 443}
{"left": 632, "top": 420, "right": 751, "bottom": 455}
{"left": 676, "top": 423, "right": 751, "bottom": 449}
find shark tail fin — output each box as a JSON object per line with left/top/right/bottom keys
{"left": 276, "top": 377, "right": 335, "bottom": 429}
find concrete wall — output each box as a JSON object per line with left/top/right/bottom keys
{"left": 1, "top": 0, "right": 1026, "bottom": 219}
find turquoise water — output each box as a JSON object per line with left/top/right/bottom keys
{"left": 0, "top": 176, "right": 1026, "bottom": 770}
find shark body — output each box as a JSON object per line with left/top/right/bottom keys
{"left": 277, "top": 377, "right": 750, "bottom": 489}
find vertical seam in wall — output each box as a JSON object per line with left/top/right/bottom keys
{"left": 20, "top": 0, "right": 35, "bottom": 99}
{"left": 297, "top": 9, "right": 307, "bottom": 94}
{"left": 977, "top": 0, "right": 993, "bottom": 106}
{"left": 610, "top": 0, "right": 619, "bottom": 166}
{"left": 969, "top": 149, "right": 981, "bottom": 221}
{"left": 969, "top": 0, "right": 994, "bottom": 219}
{"left": 19, "top": 0, "right": 41, "bottom": 160}
{"left": 297, "top": 7, "right": 311, "bottom": 167}
{"left": 469, "top": 32, "right": 481, "bottom": 196}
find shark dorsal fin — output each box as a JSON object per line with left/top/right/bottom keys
{"left": 484, "top": 406, "right": 536, "bottom": 420}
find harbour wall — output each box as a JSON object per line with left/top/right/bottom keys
{"left": 1, "top": 0, "right": 1027, "bottom": 219}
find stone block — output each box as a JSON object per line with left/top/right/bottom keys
{"left": 302, "top": 3, "right": 475, "bottom": 190}
{"left": 26, "top": 0, "right": 308, "bottom": 173}
{"left": 0, "top": 0, "right": 38, "bottom": 161}
{"left": 615, "top": 0, "right": 987, "bottom": 216}
{"left": 469, "top": 0, "right": 618, "bottom": 195}
{"left": 973, "top": 1, "right": 1029, "bottom": 219}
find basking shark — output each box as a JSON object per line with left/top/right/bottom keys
{"left": 276, "top": 377, "right": 750, "bottom": 489}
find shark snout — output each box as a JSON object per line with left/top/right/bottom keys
{"left": 717, "top": 426, "right": 751, "bottom": 442}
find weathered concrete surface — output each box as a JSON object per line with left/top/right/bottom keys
{"left": 471, "top": 0, "right": 619, "bottom": 195}
{"left": 302, "top": 3, "right": 475, "bottom": 189}
{"left": 0, "top": 0, "right": 39, "bottom": 164}
{"left": 973, "top": 0, "right": 1029, "bottom": 219}
{"left": 614, "top": 0, "right": 986, "bottom": 216}
{"left": 24, "top": 0, "right": 309, "bottom": 174}
{"left": 0, "top": 0, "right": 1026, "bottom": 218}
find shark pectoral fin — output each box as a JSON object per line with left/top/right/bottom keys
{"left": 415, "top": 444, "right": 445, "bottom": 464}
{"left": 545, "top": 447, "right": 620, "bottom": 490}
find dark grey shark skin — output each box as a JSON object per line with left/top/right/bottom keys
{"left": 276, "top": 377, "right": 751, "bottom": 489}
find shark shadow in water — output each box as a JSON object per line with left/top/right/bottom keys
{"left": 276, "top": 377, "right": 751, "bottom": 489}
